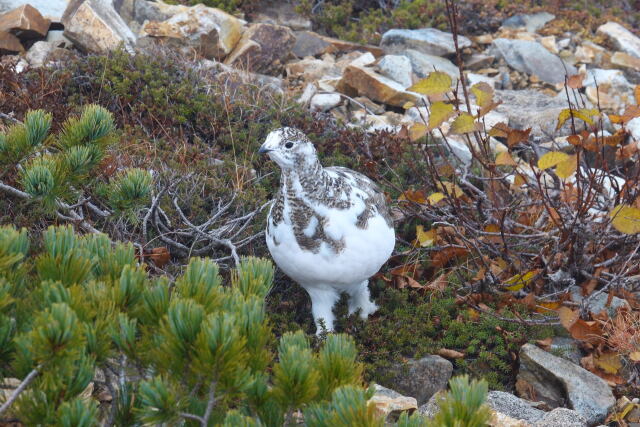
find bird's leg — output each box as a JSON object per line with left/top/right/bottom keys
{"left": 347, "top": 280, "right": 378, "bottom": 319}
{"left": 305, "top": 286, "right": 340, "bottom": 334}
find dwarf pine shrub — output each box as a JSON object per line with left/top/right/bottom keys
{"left": 0, "top": 225, "right": 388, "bottom": 425}
{"left": 0, "top": 105, "right": 152, "bottom": 221}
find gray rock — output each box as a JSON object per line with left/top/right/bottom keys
{"left": 417, "top": 391, "right": 447, "bottom": 418}
{"left": 250, "top": 2, "right": 311, "bottom": 31}
{"left": 465, "top": 53, "right": 495, "bottom": 70}
{"left": 502, "top": 12, "right": 555, "bottom": 33}
{"left": 549, "top": 337, "right": 583, "bottom": 365}
{"left": 370, "top": 384, "right": 418, "bottom": 421}
{"left": 45, "top": 30, "right": 72, "bottom": 47}
{"left": 517, "top": 344, "right": 615, "bottom": 425}
{"left": 225, "top": 23, "right": 295, "bottom": 75}
{"left": 292, "top": 30, "right": 331, "bottom": 57}
{"left": 380, "top": 355, "right": 452, "bottom": 405}
{"left": 401, "top": 49, "right": 459, "bottom": 78}
{"left": 63, "top": 0, "right": 137, "bottom": 53}
{"left": 310, "top": 93, "right": 341, "bottom": 112}
{"left": 583, "top": 68, "right": 633, "bottom": 91}
{"left": 491, "top": 38, "right": 577, "bottom": 84}
{"left": 569, "top": 285, "right": 630, "bottom": 317}
{"left": 494, "top": 90, "right": 583, "bottom": 139}
{"left": 381, "top": 28, "right": 471, "bottom": 57}
{"left": 25, "top": 41, "right": 55, "bottom": 67}
{"left": 597, "top": 22, "right": 640, "bottom": 59}
{"left": 486, "top": 391, "right": 546, "bottom": 423}
{"left": 533, "top": 408, "right": 588, "bottom": 427}
{"left": 629, "top": 117, "right": 640, "bottom": 142}
{"left": 377, "top": 54, "right": 413, "bottom": 88}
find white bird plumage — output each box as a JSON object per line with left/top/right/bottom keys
{"left": 260, "top": 127, "right": 395, "bottom": 333}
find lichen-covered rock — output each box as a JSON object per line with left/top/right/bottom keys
{"left": 292, "top": 30, "right": 331, "bottom": 57}
{"left": 377, "top": 54, "right": 413, "bottom": 88}
{"left": 63, "top": 0, "right": 137, "bottom": 53}
{"left": 401, "top": 49, "right": 459, "bottom": 78}
{"left": 337, "top": 64, "right": 419, "bottom": 108}
{"left": 0, "top": 4, "right": 50, "bottom": 40}
{"left": 379, "top": 355, "right": 453, "bottom": 405}
{"left": 490, "top": 38, "right": 577, "bottom": 84}
{"left": 141, "top": 4, "right": 243, "bottom": 60}
{"left": 501, "top": 12, "right": 555, "bottom": 33}
{"left": 369, "top": 384, "right": 417, "bottom": 421}
{"left": 381, "top": 28, "right": 471, "bottom": 57}
{"left": 597, "top": 22, "right": 640, "bottom": 59}
{"left": 517, "top": 343, "right": 615, "bottom": 425}
{"left": 486, "top": 391, "right": 545, "bottom": 423}
{"left": 224, "top": 23, "right": 295, "bottom": 75}
{"left": 533, "top": 408, "right": 588, "bottom": 427}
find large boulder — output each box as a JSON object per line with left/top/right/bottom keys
{"left": 494, "top": 90, "right": 584, "bottom": 139}
{"left": 0, "top": 4, "right": 50, "bottom": 40}
{"left": 597, "top": 22, "right": 640, "bottom": 59}
{"left": 224, "top": 23, "right": 295, "bottom": 75}
{"left": 378, "top": 355, "right": 453, "bottom": 405}
{"left": 517, "top": 343, "right": 615, "bottom": 425}
{"left": 401, "top": 49, "right": 459, "bottom": 78}
{"left": 534, "top": 408, "right": 588, "bottom": 427}
{"left": 0, "top": 30, "right": 24, "bottom": 54}
{"left": 490, "top": 38, "right": 577, "bottom": 84}
{"left": 501, "top": 12, "right": 555, "bottom": 33}
{"left": 381, "top": 28, "right": 471, "bottom": 57}
{"left": 133, "top": 0, "right": 189, "bottom": 25}
{"left": 369, "top": 384, "right": 418, "bottom": 421}
{"left": 337, "top": 64, "right": 420, "bottom": 108}
{"left": 486, "top": 391, "right": 545, "bottom": 423}
{"left": 63, "top": 0, "right": 137, "bottom": 53}
{"left": 377, "top": 54, "right": 413, "bottom": 88}
{"left": 141, "top": 4, "right": 243, "bottom": 60}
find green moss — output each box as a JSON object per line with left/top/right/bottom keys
{"left": 269, "top": 281, "right": 555, "bottom": 390}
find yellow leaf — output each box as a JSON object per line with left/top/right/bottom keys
{"left": 408, "top": 71, "right": 452, "bottom": 96}
{"left": 438, "top": 181, "right": 464, "bottom": 197}
{"left": 538, "top": 151, "right": 569, "bottom": 170}
{"left": 427, "top": 192, "right": 446, "bottom": 204}
{"left": 495, "top": 151, "right": 517, "bottom": 166}
{"left": 629, "top": 351, "right": 640, "bottom": 362}
{"left": 556, "top": 108, "right": 600, "bottom": 130}
{"left": 610, "top": 205, "right": 640, "bottom": 234}
{"left": 503, "top": 270, "right": 537, "bottom": 291}
{"left": 409, "top": 123, "right": 428, "bottom": 141}
{"left": 428, "top": 101, "right": 455, "bottom": 130}
{"left": 595, "top": 352, "right": 622, "bottom": 374}
{"left": 403, "top": 101, "right": 415, "bottom": 109}
{"left": 450, "top": 112, "right": 477, "bottom": 134}
{"left": 470, "top": 82, "right": 494, "bottom": 108}
{"left": 416, "top": 225, "right": 437, "bottom": 247}
{"left": 558, "top": 306, "right": 579, "bottom": 330}
{"left": 555, "top": 155, "right": 577, "bottom": 179}
{"left": 635, "top": 85, "right": 640, "bottom": 105}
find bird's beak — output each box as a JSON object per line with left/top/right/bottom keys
{"left": 258, "top": 145, "right": 271, "bottom": 154}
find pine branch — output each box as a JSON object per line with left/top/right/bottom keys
{"left": 0, "top": 368, "right": 39, "bottom": 416}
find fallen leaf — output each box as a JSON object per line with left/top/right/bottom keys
{"left": 427, "top": 192, "right": 446, "bottom": 204}
{"left": 629, "top": 351, "right": 640, "bottom": 362}
{"left": 567, "top": 74, "right": 585, "bottom": 89}
{"left": 595, "top": 352, "right": 622, "bottom": 374}
{"left": 416, "top": 225, "right": 437, "bottom": 247}
{"left": 536, "top": 337, "right": 553, "bottom": 350}
{"left": 635, "top": 85, "right": 640, "bottom": 105}
{"left": 495, "top": 151, "right": 518, "bottom": 166}
{"left": 399, "top": 189, "right": 427, "bottom": 204}
{"left": 558, "top": 306, "right": 579, "bottom": 330}
{"left": 438, "top": 348, "right": 465, "bottom": 359}
{"left": 503, "top": 270, "right": 538, "bottom": 291}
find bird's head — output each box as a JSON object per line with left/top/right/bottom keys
{"left": 259, "top": 127, "right": 317, "bottom": 170}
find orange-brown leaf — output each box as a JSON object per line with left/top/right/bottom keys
{"left": 438, "top": 348, "right": 465, "bottom": 359}
{"left": 506, "top": 128, "right": 531, "bottom": 147}
{"left": 558, "top": 306, "right": 579, "bottom": 330}
{"left": 567, "top": 74, "right": 585, "bottom": 89}
{"left": 149, "top": 247, "right": 170, "bottom": 267}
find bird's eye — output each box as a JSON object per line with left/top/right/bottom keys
{"left": 285, "top": 142, "right": 294, "bottom": 149}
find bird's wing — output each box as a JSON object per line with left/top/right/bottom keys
{"left": 325, "top": 166, "right": 393, "bottom": 227}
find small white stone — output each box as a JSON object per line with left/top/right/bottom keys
{"left": 310, "top": 93, "right": 342, "bottom": 112}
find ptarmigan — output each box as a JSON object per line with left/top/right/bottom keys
{"left": 259, "top": 127, "right": 395, "bottom": 333}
